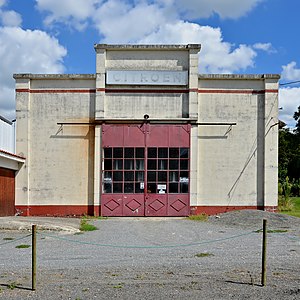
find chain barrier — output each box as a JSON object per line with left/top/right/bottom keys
{"left": 0, "top": 233, "right": 31, "bottom": 246}
{"left": 37, "top": 229, "right": 260, "bottom": 249}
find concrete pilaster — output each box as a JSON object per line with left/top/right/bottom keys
{"left": 15, "top": 78, "right": 30, "bottom": 213}
{"left": 264, "top": 78, "right": 279, "bottom": 209}
{"left": 188, "top": 48, "right": 200, "bottom": 119}
{"left": 95, "top": 49, "right": 106, "bottom": 119}
{"left": 93, "top": 125, "right": 102, "bottom": 215}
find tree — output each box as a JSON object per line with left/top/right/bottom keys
{"left": 293, "top": 105, "right": 300, "bottom": 135}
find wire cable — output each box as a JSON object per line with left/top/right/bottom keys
{"left": 37, "top": 229, "right": 259, "bottom": 249}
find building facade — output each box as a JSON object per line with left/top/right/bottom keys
{"left": 0, "top": 115, "right": 25, "bottom": 216}
{"left": 14, "top": 44, "right": 279, "bottom": 217}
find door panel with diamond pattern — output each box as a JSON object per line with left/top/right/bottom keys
{"left": 101, "top": 124, "right": 190, "bottom": 217}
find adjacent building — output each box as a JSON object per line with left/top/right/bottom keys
{"left": 13, "top": 44, "right": 279, "bottom": 217}
{"left": 0, "top": 115, "right": 25, "bottom": 216}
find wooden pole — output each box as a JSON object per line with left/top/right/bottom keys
{"left": 32, "top": 225, "right": 36, "bottom": 291}
{"left": 261, "top": 219, "right": 267, "bottom": 286}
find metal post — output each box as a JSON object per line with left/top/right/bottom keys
{"left": 32, "top": 225, "right": 36, "bottom": 291}
{"left": 261, "top": 219, "right": 267, "bottom": 286}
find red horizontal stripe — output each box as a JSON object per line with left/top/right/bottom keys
{"left": 191, "top": 205, "right": 277, "bottom": 215}
{"left": 16, "top": 88, "right": 279, "bottom": 94}
{"left": 198, "top": 89, "right": 278, "bottom": 94}
{"left": 16, "top": 89, "right": 96, "bottom": 93}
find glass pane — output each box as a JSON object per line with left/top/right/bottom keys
{"left": 180, "top": 160, "right": 188, "bottom": 170}
{"left": 158, "top": 159, "right": 168, "bottom": 170}
{"left": 124, "top": 159, "right": 134, "bottom": 170}
{"left": 158, "top": 148, "right": 168, "bottom": 158}
{"left": 135, "top": 171, "right": 144, "bottom": 181}
{"left": 148, "top": 148, "right": 157, "bottom": 158}
{"left": 136, "top": 148, "right": 144, "bottom": 158}
{"left": 113, "top": 159, "right": 123, "bottom": 170}
{"left": 169, "top": 183, "right": 178, "bottom": 193}
{"left": 136, "top": 159, "right": 144, "bottom": 170}
{"left": 113, "top": 171, "right": 123, "bottom": 181}
{"left": 158, "top": 171, "right": 167, "bottom": 182}
{"left": 125, "top": 148, "right": 134, "bottom": 158}
{"left": 169, "top": 171, "right": 179, "bottom": 182}
{"left": 103, "top": 171, "right": 112, "bottom": 182}
{"left": 180, "top": 171, "right": 188, "bottom": 178}
{"left": 180, "top": 148, "right": 189, "bottom": 158}
{"left": 147, "top": 171, "right": 156, "bottom": 182}
{"left": 103, "top": 183, "right": 112, "bottom": 193}
{"left": 113, "top": 148, "right": 123, "bottom": 158}
{"left": 147, "top": 183, "right": 156, "bottom": 193}
{"left": 113, "top": 183, "right": 122, "bottom": 193}
{"left": 124, "top": 183, "right": 134, "bottom": 193}
{"left": 104, "top": 159, "right": 112, "bottom": 170}
{"left": 135, "top": 183, "right": 144, "bottom": 193}
{"left": 180, "top": 182, "right": 189, "bottom": 193}
{"left": 169, "top": 160, "right": 179, "bottom": 170}
{"left": 147, "top": 159, "right": 157, "bottom": 170}
{"left": 124, "top": 171, "right": 134, "bottom": 181}
{"left": 169, "top": 148, "right": 179, "bottom": 158}
{"left": 104, "top": 148, "right": 112, "bottom": 158}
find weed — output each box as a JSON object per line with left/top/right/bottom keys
{"left": 80, "top": 219, "right": 97, "bottom": 232}
{"left": 7, "top": 282, "right": 17, "bottom": 290}
{"left": 3, "top": 237, "right": 14, "bottom": 241}
{"left": 112, "top": 283, "right": 124, "bottom": 289}
{"left": 195, "top": 252, "right": 214, "bottom": 257}
{"left": 15, "top": 244, "right": 30, "bottom": 249}
{"left": 187, "top": 213, "right": 208, "bottom": 221}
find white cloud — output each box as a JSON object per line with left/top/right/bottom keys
{"left": 0, "top": 26, "right": 67, "bottom": 120}
{"left": 281, "top": 61, "right": 300, "bottom": 81}
{"left": 93, "top": 0, "right": 171, "bottom": 43}
{"left": 36, "top": 0, "right": 99, "bottom": 30}
{"left": 253, "top": 42, "right": 275, "bottom": 53}
{"left": 0, "top": 10, "right": 22, "bottom": 27}
{"left": 0, "top": 0, "right": 6, "bottom": 8}
{"left": 279, "top": 87, "right": 300, "bottom": 128}
{"left": 139, "top": 21, "right": 257, "bottom": 73}
{"left": 174, "top": 0, "right": 264, "bottom": 19}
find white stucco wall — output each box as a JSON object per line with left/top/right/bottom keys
{"left": 15, "top": 75, "right": 95, "bottom": 207}
{"left": 194, "top": 76, "right": 278, "bottom": 208}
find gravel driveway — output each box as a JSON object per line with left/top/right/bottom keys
{"left": 0, "top": 211, "right": 299, "bottom": 299}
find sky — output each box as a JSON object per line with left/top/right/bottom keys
{"left": 0, "top": 0, "right": 299, "bottom": 128}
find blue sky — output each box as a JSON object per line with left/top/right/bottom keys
{"left": 0, "top": 0, "right": 299, "bottom": 128}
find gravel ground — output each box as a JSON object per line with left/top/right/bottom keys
{"left": 0, "top": 211, "right": 299, "bottom": 299}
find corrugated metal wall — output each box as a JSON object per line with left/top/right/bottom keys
{"left": 0, "top": 116, "right": 15, "bottom": 153}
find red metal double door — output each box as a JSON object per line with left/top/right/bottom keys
{"left": 101, "top": 124, "right": 190, "bottom": 217}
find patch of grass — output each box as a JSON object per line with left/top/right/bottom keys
{"left": 3, "top": 237, "right": 14, "bottom": 240}
{"left": 280, "top": 197, "right": 300, "bottom": 218}
{"left": 112, "top": 283, "right": 124, "bottom": 289}
{"left": 15, "top": 244, "right": 30, "bottom": 249}
{"left": 7, "top": 282, "right": 17, "bottom": 290}
{"left": 195, "top": 252, "right": 214, "bottom": 258}
{"left": 80, "top": 219, "right": 97, "bottom": 232}
{"left": 187, "top": 213, "right": 208, "bottom": 221}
